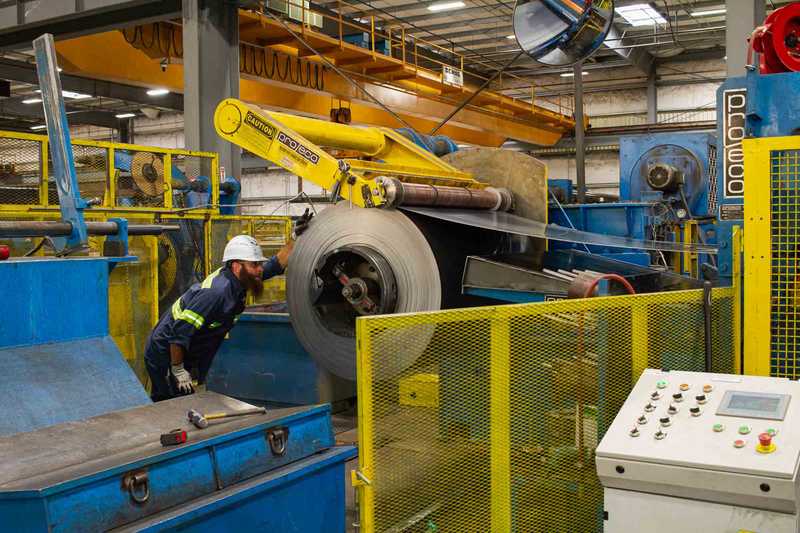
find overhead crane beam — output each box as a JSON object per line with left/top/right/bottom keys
{"left": 55, "top": 28, "right": 572, "bottom": 146}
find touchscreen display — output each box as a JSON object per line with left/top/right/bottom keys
{"left": 727, "top": 394, "right": 781, "bottom": 413}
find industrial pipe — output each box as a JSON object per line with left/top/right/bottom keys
{"left": 0, "top": 221, "right": 180, "bottom": 238}
{"left": 382, "top": 179, "right": 513, "bottom": 211}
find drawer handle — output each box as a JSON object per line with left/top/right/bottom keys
{"left": 267, "top": 426, "right": 290, "bottom": 456}
{"left": 122, "top": 470, "right": 150, "bottom": 505}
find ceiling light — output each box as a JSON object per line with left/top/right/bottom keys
{"left": 691, "top": 8, "right": 725, "bottom": 17}
{"left": 30, "top": 125, "right": 46, "bottom": 130}
{"left": 61, "top": 90, "right": 92, "bottom": 100}
{"left": 506, "top": 35, "right": 515, "bottom": 40}
{"left": 22, "top": 98, "right": 42, "bottom": 104}
{"left": 561, "top": 71, "right": 588, "bottom": 77}
{"left": 427, "top": 1, "right": 465, "bottom": 12}
{"left": 147, "top": 88, "right": 170, "bottom": 96}
{"left": 57, "top": 67, "right": 62, "bottom": 72}
{"left": 115, "top": 113, "right": 136, "bottom": 119}
{"left": 33, "top": 89, "right": 91, "bottom": 100}
{"left": 616, "top": 4, "right": 667, "bottom": 26}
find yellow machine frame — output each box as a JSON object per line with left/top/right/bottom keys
{"left": 743, "top": 135, "right": 800, "bottom": 377}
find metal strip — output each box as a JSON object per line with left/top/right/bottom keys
{"left": 400, "top": 207, "right": 718, "bottom": 254}
{"left": 33, "top": 33, "right": 87, "bottom": 247}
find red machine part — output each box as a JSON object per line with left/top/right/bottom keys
{"left": 0, "top": 245, "right": 8, "bottom": 260}
{"left": 751, "top": 2, "right": 800, "bottom": 74}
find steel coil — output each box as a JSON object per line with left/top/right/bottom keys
{"left": 287, "top": 203, "right": 443, "bottom": 380}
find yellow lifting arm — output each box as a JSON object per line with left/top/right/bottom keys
{"left": 214, "top": 99, "right": 511, "bottom": 211}
{"left": 214, "top": 98, "right": 387, "bottom": 208}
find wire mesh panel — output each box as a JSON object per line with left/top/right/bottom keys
{"left": 87, "top": 225, "right": 158, "bottom": 386}
{"left": 171, "top": 154, "right": 215, "bottom": 210}
{"left": 115, "top": 149, "right": 167, "bottom": 208}
{"left": 157, "top": 218, "right": 206, "bottom": 316}
{"left": 252, "top": 217, "right": 290, "bottom": 305}
{"left": 208, "top": 218, "right": 252, "bottom": 269}
{"left": 48, "top": 143, "right": 108, "bottom": 205}
{"left": 0, "top": 136, "right": 43, "bottom": 206}
{"left": 356, "top": 288, "right": 737, "bottom": 533}
{"left": 206, "top": 216, "right": 291, "bottom": 305}
{"left": 769, "top": 149, "right": 800, "bottom": 378}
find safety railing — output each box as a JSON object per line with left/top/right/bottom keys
{"left": 355, "top": 282, "right": 739, "bottom": 532}
{"left": 0, "top": 131, "right": 220, "bottom": 212}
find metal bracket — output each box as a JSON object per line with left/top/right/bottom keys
{"left": 103, "top": 217, "right": 129, "bottom": 257}
{"left": 266, "top": 426, "right": 290, "bottom": 456}
{"left": 122, "top": 470, "right": 150, "bottom": 505}
{"left": 350, "top": 469, "right": 372, "bottom": 487}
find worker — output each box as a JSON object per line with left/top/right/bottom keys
{"left": 144, "top": 212, "right": 312, "bottom": 401}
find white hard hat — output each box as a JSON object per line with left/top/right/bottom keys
{"left": 222, "top": 235, "right": 267, "bottom": 263}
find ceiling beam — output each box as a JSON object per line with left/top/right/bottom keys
{"left": 0, "top": 58, "right": 183, "bottom": 110}
{"left": 323, "top": 0, "right": 511, "bottom": 19}
{"left": 0, "top": 96, "right": 122, "bottom": 129}
{"left": 0, "top": 0, "right": 181, "bottom": 50}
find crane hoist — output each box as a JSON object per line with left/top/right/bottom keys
{"left": 213, "top": 98, "right": 513, "bottom": 212}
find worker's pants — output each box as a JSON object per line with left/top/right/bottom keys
{"left": 145, "top": 357, "right": 182, "bottom": 402}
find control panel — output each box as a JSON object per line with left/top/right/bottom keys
{"left": 597, "top": 369, "right": 800, "bottom": 518}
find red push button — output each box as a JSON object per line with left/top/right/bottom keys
{"left": 757, "top": 432, "right": 776, "bottom": 454}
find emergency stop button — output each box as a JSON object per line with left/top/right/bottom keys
{"left": 756, "top": 432, "right": 776, "bottom": 454}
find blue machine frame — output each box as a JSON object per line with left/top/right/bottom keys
{"left": 549, "top": 132, "right": 717, "bottom": 273}
{"left": 715, "top": 69, "right": 800, "bottom": 284}
{"left": 207, "top": 313, "right": 356, "bottom": 406}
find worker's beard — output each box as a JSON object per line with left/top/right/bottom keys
{"left": 241, "top": 272, "right": 264, "bottom": 298}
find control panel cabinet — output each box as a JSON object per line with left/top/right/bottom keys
{"left": 597, "top": 369, "right": 800, "bottom": 533}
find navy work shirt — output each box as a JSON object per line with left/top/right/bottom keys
{"left": 145, "top": 256, "right": 284, "bottom": 372}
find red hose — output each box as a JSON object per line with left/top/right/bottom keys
{"left": 581, "top": 273, "right": 636, "bottom": 298}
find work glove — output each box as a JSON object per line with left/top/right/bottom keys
{"left": 293, "top": 208, "right": 314, "bottom": 238}
{"left": 170, "top": 363, "right": 195, "bottom": 395}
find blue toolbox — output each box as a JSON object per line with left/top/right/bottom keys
{"left": 0, "top": 392, "right": 355, "bottom": 532}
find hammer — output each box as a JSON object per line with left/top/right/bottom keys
{"left": 187, "top": 407, "right": 267, "bottom": 429}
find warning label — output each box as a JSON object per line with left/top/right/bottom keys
{"left": 244, "top": 111, "right": 276, "bottom": 140}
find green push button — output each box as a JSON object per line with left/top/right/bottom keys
{"left": 767, "top": 428, "right": 778, "bottom": 437}
{"left": 656, "top": 380, "right": 668, "bottom": 389}
{"left": 738, "top": 425, "right": 751, "bottom": 435}
{"left": 713, "top": 423, "right": 724, "bottom": 433}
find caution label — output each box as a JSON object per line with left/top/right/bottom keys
{"left": 244, "top": 111, "right": 277, "bottom": 140}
